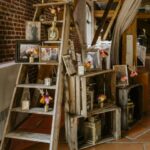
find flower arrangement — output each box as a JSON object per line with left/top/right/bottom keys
{"left": 39, "top": 89, "right": 53, "bottom": 105}
{"left": 97, "top": 94, "right": 107, "bottom": 108}
{"left": 99, "top": 49, "right": 108, "bottom": 58}
{"left": 128, "top": 66, "right": 138, "bottom": 78}
{"left": 26, "top": 47, "right": 39, "bottom": 58}
{"left": 84, "top": 61, "right": 92, "bottom": 70}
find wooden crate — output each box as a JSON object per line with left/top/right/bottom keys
{"left": 79, "top": 69, "right": 116, "bottom": 117}
{"left": 66, "top": 106, "right": 121, "bottom": 150}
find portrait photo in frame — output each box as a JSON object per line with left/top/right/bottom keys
{"left": 25, "top": 21, "right": 41, "bottom": 41}
{"left": 40, "top": 46, "right": 59, "bottom": 62}
{"left": 62, "top": 55, "right": 76, "bottom": 76}
{"left": 113, "top": 65, "right": 129, "bottom": 87}
{"left": 16, "top": 40, "right": 41, "bottom": 62}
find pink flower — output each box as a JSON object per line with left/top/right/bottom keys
{"left": 100, "top": 50, "right": 108, "bottom": 58}
{"left": 130, "top": 71, "right": 138, "bottom": 78}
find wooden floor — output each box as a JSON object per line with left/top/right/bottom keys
{"left": 8, "top": 113, "right": 150, "bottom": 150}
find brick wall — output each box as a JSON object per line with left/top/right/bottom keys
{"left": 0, "top": 0, "right": 81, "bottom": 63}
{"left": 0, "top": 0, "right": 39, "bottom": 63}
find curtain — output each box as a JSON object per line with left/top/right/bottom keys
{"left": 111, "top": 0, "right": 142, "bottom": 65}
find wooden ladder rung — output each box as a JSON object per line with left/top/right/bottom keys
{"left": 11, "top": 107, "right": 54, "bottom": 116}
{"left": 6, "top": 132, "right": 51, "bottom": 143}
{"left": 16, "top": 84, "right": 56, "bottom": 89}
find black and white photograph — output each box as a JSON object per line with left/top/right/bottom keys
{"left": 62, "top": 55, "right": 76, "bottom": 76}
{"left": 26, "top": 21, "right": 41, "bottom": 41}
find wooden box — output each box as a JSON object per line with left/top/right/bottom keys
{"left": 78, "top": 69, "right": 116, "bottom": 117}
{"left": 84, "top": 119, "right": 101, "bottom": 145}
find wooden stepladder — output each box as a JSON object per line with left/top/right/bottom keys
{"left": 0, "top": 1, "right": 71, "bottom": 150}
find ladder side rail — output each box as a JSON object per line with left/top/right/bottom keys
{"left": 0, "top": 64, "right": 24, "bottom": 150}
{"left": 50, "top": 4, "right": 71, "bottom": 150}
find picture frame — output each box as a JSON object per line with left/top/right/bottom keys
{"left": 15, "top": 40, "right": 41, "bottom": 62}
{"left": 137, "top": 45, "right": 146, "bottom": 67}
{"left": 25, "top": 21, "right": 41, "bottom": 41}
{"left": 113, "top": 65, "right": 129, "bottom": 87}
{"left": 62, "top": 55, "right": 76, "bottom": 76}
{"left": 85, "top": 51, "right": 100, "bottom": 70}
{"left": 40, "top": 46, "right": 59, "bottom": 62}
{"left": 99, "top": 47, "right": 111, "bottom": 70}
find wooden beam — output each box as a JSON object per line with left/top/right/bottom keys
{"left": 92, "top": 0, "right": 114, "bottom": 45}
{"left": 94, "top": 10, "right": 115, "bottom": 18}
{"left": 102, "top": 0, "right": 121, "bottom": 40}
{"left": 94, "top": 0, "right": 119, "bottom": 2}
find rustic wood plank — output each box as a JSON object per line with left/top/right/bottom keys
{"left": 70, "top": 117, "right": 78, "bottom": 150}
{"left": 16, "top": 84, "right": 56, "bottom": 89}
{"left": 81, "top": 69, "right": 114, "bottom": 78}
{"left": 110, "top": 71, "right": 116, "bottom": 102}
{"left": 94, "top": 10, "right": 115, "bottom": 18}
{"left": 0, "top": 64, "right": 24, "bottom": 150}
{"left": 50, "top": 4, "right": 71, "bottom": 150}
{"left": 80, "top": 137, "right": 115, "bottom": 149}
{"left": 11, "top": 107, "right": 54, "bottom": 116}
{"left": 81, "top": 77, "right": 87, "bottom": 117}
{"left": 17, "top": 61, "right": 59, "bottom": 65}
{"left": 6, "top": 132, "right": 51, "bottom": 143}
{"left": 76, "top": 76, "right": 81, "bottom": 115}
{"left": 69, "top": 76, "right": 76, "bottom": 114}
{"left": 137, "top": 12, "right": 150, "bottom": 19}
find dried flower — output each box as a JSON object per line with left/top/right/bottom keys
{"left": 128, "top": 66, "right": 138, "bottom": 78}
{"left": 130, "top": 71, "right": 138, "bottom": 78}
{"left": 84, "top": 61, "right": 92, "bottom": 69}
{"left": 99, "top": 50, "right": 108, "bottom": 58}
{"left": 39, "top": 89, "right": 53, "bottom": 105}
{"left": 98, "top": 94, "right": 107, "bottom": 102}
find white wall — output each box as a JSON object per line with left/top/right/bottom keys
{"left": 0, "top": 62, "right": 20, "bottom": 139}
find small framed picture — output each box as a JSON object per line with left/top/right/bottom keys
{"left": 15, "top": 40, "right": 41, "bottom": 62}
{"left": 40, "top": 46, "right": 59, "bottom": 62}
{"left": 25, "top": 21, "right": 41, "bottom": 41}
{"left": 84, "top": 51, "right": 100, "bottom": 71}
{"left": 113, "top": 65, "right": 129, "bottom": 87}
{"left": 62, "top": 55, "right": 76, "bottom": 76}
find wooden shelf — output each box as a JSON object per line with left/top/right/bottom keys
{"left": 43, "top": 41, "right": 62, "bottom": 44}
{"left": 6, "top": 131, "right": 51, "bottom": 143}
{"left": 137, "top": 12, "right": 150, "bottom": 19}
{"left": 17, "top": 61, "right": 59, "bottom": 65}
{"left": 79, "top": 137, "right": 114, "bottom": 149}
{"left": 81, "top": 69, "right": 114, "bottom": 78}
{"left": 41, "top": 20, "right": 64, "bottom": 25}
{"left": 85, "top": 104, "right": 118, "bottom": 117}
{"left": 11, "top": 107, "right": 54, "bottom": 116}
{"left": 16, "top": 84, "right": 56, "bottom": 89}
